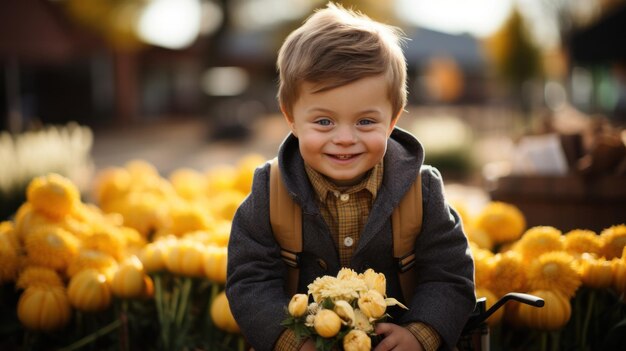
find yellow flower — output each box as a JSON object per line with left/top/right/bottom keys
{"left": 203, "top": 245, "right": 227, "bottom": 284}
{"left": 81, "top": 226, "right": 127, "bottom": 261}
{"left": 611, "top": 258, "right": 626, "bottom": 294}
{"left": 26, "top": 173, "right": 80, "bottom": 219}
{"left": 564, "top": 229, "right": 601, "bottom": 257}
{"left": 314, "top": 309, "right": 342, "bottom": 338}
{"left": 205, "top": 164, "right": 238, "bottom": 193}
{"left": 474, "top": 202, "right": 526, "bottom": 244}
{"left": 104, "top": 192, "right": 166, "bottom": 237}
{"left": 358, "top": 289, "right": 387, "bottom": 320}
{"left": 0, "top": 233, "right": 20, "bottom": 284}
{"left": 234, "top": 153, "right": 266, "bottom": 194}
{"left": 516, "top": 226, "right": 564, "bottom": 263}
{"left": 471, "top": 244, "right": 495, "bottom": 289}
{"left": 138, "top": 241, "right": 168, "bottom": 273}
{"left": 91, "top": 167, "right": 132, "bottom": 206}
{"left": 600, "top": 224, "right": 626, "bottom": 259}
{"left": 209, "top": 190, "right": 247, "bottom": 222}
{"left": 24, "top": 227, "right": 79, "bottom": 271}
{"left": 343, "top": 329, "right": 371, "bottom": 351}
{"left": 353, "top": 308, "right": 374, "bottom": 333}
{"left": 579, "top": 253, "right": 613, "bottom": 289}
{"left": 169, "top": 167, "right": 208, "bottom": 201}
{"left": 164, "top": 239, "right": 205, "bottom": 277}
{"left": 111, "top": 256, "right": 146, "bottom": 299}
{"left": 333, "top": 300, "right": 356, "bottom": 326}
{"left": 206, "top": 220, "right": 231, "bottom": 247}
{"left": 308, "top": 274, "right": 368, "bottom": 303}
{"left": 488, "top": 251, "right": 526, "bottom": 297}
{"left": 125, "top": 159, "right": 161, "bottom": 183}
{"left": 337, "top": 268, "right": 359, "bottom": 280}
{"left": 67, "top": 249, "right": 118, "bottom": 280}
{"left": 17, "top": 285, "right": 72, "bottom": 331}
{"left": 14, "top": 203, "right": 58, "bottom": 241}
{"left": 360, "top": 268, "right": 386, "bottom": 296}
{"left": 526, "top": 252, "right": 581, "bottom": 298}
{"left": 465, "top": 226, "right": 494, "bottom": 251}
{"left": 0, "top": 221, "right": 19, "bottom": 249}
{"left": 288, "top": 294, "right": 308, "bottom": 317}
{"left": 165, "top": 203, "right": 214, "bottom": 237}
{"left": 16, "top": 266, "right": 64, "bottom": 289}
{"left": 119, "top": 226, "right": 146, "bottom": 253}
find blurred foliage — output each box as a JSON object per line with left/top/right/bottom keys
{"left": 484, "top": 7, "right": 543, "bottom": 89}
{"left": 61, "top": 0, "right": 144, "bottom": 50}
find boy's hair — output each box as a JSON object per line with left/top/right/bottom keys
{"left": 277, "top": 2, "right": 407, "bottom": 120}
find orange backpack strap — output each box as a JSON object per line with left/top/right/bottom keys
{"left": 391, "top": 171, "right": 423, "bottom": 302}
{"left": 269, "top": 158, "right": 302, "bottom": 296}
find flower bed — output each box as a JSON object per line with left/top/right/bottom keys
{"left": 0, "top": 153, "right": 625, "bottom": 350}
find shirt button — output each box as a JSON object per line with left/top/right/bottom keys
{"left": 344, "top": 237, "right": 354, "bottom": 247}
{"left": 339, "top": 194, "right": 350, "bottom": 202}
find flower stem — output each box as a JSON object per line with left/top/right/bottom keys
{"left": 119, "top": 299, "right": 130, "bottom": 351}
{"left": 581, "top": 290, "right": 596, "bottom": 349}
{"left": 175, "top": 277, "right": 193, "bottom": 329}
{"left": 574, "top": 292, "right": 582, "bottom": 347}
{"left": 58, "top": 319, "right": 122, "bottom": 351}
{"left": 550, "top": 331, "right": 560, "bottom": 351}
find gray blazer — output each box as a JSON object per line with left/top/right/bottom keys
{"left": 226, "top": 128, "right": 475, "bottom": 350}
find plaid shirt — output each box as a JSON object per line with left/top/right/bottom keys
{"left": 275, "top": 163, "right": 441, "bottom": 351}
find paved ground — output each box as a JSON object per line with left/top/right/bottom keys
{"left": 91, "top": 114, "right": 290, "bottom": 175}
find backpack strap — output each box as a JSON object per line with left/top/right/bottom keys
{"left": 269, "top": 158, "right": 302, "bottom": 296}
{"left": 391, "top": 171, "right": 423, "bottom": 302}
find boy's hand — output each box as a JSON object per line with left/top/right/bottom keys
{"left": 373, "top": 323, "right": 424, "bottom": 351}
{"left": 299, "top": 339, "right": 316, "bottom": 351}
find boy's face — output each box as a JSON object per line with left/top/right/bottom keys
{"left": 284, "top": 74, "right": 398, "bottom": 186}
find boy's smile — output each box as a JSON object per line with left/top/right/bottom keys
{"left": 284, "top": 74, "right": 398, "bottom": 186}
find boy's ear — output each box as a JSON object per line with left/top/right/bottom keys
{"left": 388, "top": 113, "right": 401, "bottom": 135}
{"left": 280, "top": 105, "right": 297, "bottom": 136}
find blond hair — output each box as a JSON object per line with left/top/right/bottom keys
{"left": 277, "top": 2, "right": 407, "bottom": 119}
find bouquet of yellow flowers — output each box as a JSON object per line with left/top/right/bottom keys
{"left": 282, "top": 268, "right": 407, "bottom": 351}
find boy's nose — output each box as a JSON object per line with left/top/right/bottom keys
{"left": 332, "top": 125, "right": 357, "bottom": 144}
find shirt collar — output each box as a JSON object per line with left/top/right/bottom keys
{"left": 304, "top": 162, "right": 383, "bottom": 202}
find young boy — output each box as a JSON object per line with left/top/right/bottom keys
{"left": 226, "top": 3, "right": 475, "bottom": 350}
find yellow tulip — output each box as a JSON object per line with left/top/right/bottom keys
{"left": 67, "top": 269, "right": 112, "bottom": 312}
{"left": 111, "top": 256, "right": 146, "bottom": 299}
{"left": 203, "top": 245, "right": 227, "bottom": 284}
{"left": 361, "top": 269, "right": 386, "bottom": 296}
{"left": 353, "top": 309, "right": 373, "bottom": 333}
{"left": 579, "top": 254, "right": 613, "bottom": 289}
{"left": 18, "top": 286, "right": 72, "bottom": 331}
{"left": 358, "top": 290, "right": 386, "bottom": 320}
{"left": 139, "top": 241, "right": 168, "bottom": 273}
{"left": 333, "top": 300, "right": 355, "bottom": 326}
{"left": 343, "top": 329, "right": 371, "bottom": 351}
{"left": 314, "top": 309, "right": 342, "bottom": 338}
{"left": 288, "top": 294, "right": 308, "bottom": 318}
{"left": 26, "top": 173, "right": 80, "bottom": 219}
{"left": 165, "top": 239, "right": 205, "bottom": 277}
{"left": 210, "top": 291, "right": 240, "bottom": 334}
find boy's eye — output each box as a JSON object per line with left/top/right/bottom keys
{"left": 315, "top": 119, "right": 332, "bottom": 126}
{"left": 358, "top": 119, "right": 375, "bottom": 125}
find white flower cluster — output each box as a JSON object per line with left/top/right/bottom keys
{"left": 0, "top": 123, "right": 93, "bottom": 197}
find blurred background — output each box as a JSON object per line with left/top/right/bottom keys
{"left": 1, "top": 0, "right": 625, "bottom": 230}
